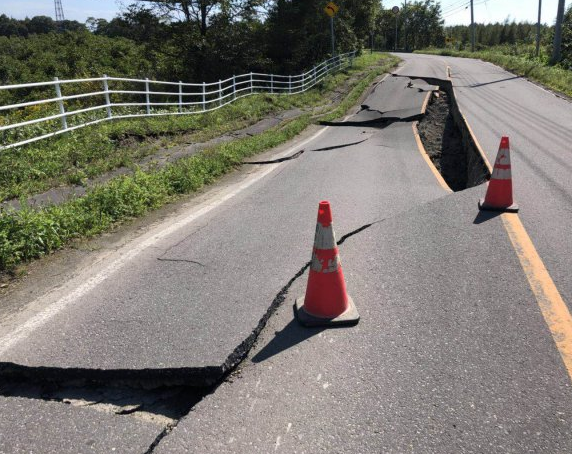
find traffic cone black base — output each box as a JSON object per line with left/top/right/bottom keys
{"left": 295, "top": 295, "right": 359, "bottom": 327}
{"left": 478, "top": 199, "right": 519, "bottom": 213}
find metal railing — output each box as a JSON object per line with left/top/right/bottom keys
{"left": 0, "top": 52, "right": 356, "bottom": 151}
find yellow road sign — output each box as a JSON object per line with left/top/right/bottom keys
{"left": 324, "top": 2, "right": 339, "bottom": 17}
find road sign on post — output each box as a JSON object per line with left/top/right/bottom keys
{"left": 324, "top": 2, "right": 339, "bottom": 17}
{"left": 324, "top": 2, "right": 339, "bottom": 57}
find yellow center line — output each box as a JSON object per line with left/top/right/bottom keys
{"left": 411, "top": 122, "right": 452, "bottom": 193}
{"left": 501, "top": 213, "right": 572, "bottom": 378}
{"left": 463, "top": 103, "right": 572, "bottom": 380}
{"left": 420, "top": 64, "right": 572, "bottom": 380}
{"left": 420, "top": 91, "right": 432, "bottom": 115}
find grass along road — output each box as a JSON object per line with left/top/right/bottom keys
{"left": 417, "top": 48, "right": 572, "bottom": 99}
{"left": 0, "top": 53, "right": 399, "bottom": 273}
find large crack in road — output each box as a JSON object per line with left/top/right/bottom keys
{"left": 0, "top": 216, "right": 386, "bottom": 454}
{"left": 0, "top": 72, "right": 494, "bottom": 454}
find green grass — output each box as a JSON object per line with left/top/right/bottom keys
{"left": 416, "top": 47, "right": 572, "bottom": 98}
{"left": 0, "top": 52, "right": 389, "bottom": 202}
{"left": 0, "top": 53, "right": 400, "bottom": 272}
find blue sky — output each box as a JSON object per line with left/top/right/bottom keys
{"left": 1, "top": 0, "right": 570, "bottom": 26}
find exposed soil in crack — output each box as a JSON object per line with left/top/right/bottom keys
{"left": 394, "top": 73, "right": 490, "bottom": 191}
{"left": 0, "top": 379, "right": 206, "bottom": 425}
{"left": 417, "top": 90, "right": 467, "bottom": 191}
{"left": 0, "top": 218, "right": 384, "bottom": 454}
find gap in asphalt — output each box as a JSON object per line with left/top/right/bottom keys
{"left": 0, "top": 217, "right": 387, "bottom": 450}
{"left": 392, "top": 73, "right": 490, "bottom": 190}
{"left": 0, "top": 72, "right": 467, "bottom": 445}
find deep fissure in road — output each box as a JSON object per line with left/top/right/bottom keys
{"left": 392, "top": 74, "right": 490, "bottom": 191}
{"left": 0, "top": 72, "right": 490, "bottom": 451}
{"left": 417, "top": 90, "right": 468, "bottom": 191}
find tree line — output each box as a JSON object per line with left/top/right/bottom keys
{"left": 0, "top": 0, "right": 446, "bottom": 86}
{"left": 1, "top": 0, "right": 570, "bottom": 88}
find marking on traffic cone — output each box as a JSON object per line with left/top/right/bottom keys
{"left": 478, "top": 136, "right": 519, "bottom": 213}
{"left": 295, "top": 201, "right": 359, "bottom": 327}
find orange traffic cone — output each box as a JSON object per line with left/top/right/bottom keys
{"left": 479, "top": 136, "right": 519, "bottom": 212}
{"left": 295, "top": 201, "right": 359, "bottom": 327}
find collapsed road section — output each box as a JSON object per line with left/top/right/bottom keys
{"left": 0, "top": 69, "right": 474, "bottom": 454}
{"left": 0, "top": 74, "right": 490, "bottom": 395}
{"left": 396, "top": 74, "right": 491, "bottom": 190}
{"left": 323, "top": 73, "right": 491, "bottom": 192}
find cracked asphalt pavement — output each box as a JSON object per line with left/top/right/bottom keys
{"left": 1, "top": 55, "right": 572, "bottom": 453}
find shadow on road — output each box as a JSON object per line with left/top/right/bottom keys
{"left": 473, "top": 210, "right": 502, "bottom": 224}
{"left": 251, "top": 312, "right": 324, "bottom": 363}
{"left": 467, "top": 76, "right": 522, "bottom": 88}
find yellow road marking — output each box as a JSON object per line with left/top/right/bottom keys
{"left": 467, "top": 112, "right": 572, "bottom": 381}
{"left": 501, "top": 213, "right": 572, "bottom": 378}
{"left": 420, "top": 67, "right": 572, "bottom": 379}
{"left": 420, "top": 91, "right": 432, "bottom": 115}
{"left": 411, "top": 122, "right": 452, "bottom": 193}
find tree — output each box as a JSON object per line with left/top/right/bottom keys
{"left": 560, "top": 3, "right": 572, "bottom": 68}
{"left": 402, "top": 0, "right": 445, "bottom": 49}
{"left": 134, "top": 0, "right": 265, "bottom": 35}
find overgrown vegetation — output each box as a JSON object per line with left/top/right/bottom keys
{"left": 418, "top": 47, "right": 572, "bottom": 98}
{"left": 441, "top": 6, "right": 572, "bottom": 70}
{"left": 0, "top": 1, "right": 447, "bottom": 89}
{"left": 416, "top": 5, "right": 572, "bottom": 97}
{"left": 0, "top": 53, "right": 399, "bottom": 272}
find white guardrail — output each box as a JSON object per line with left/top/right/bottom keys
{"left": 0, "top": 51, "right": 356, "bottom": 151}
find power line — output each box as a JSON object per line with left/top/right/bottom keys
{"left": 442, "top": 3, "right": 471, "bottom": 19}
{"left": 440, "top": 0, "right": 470, "bottom": 15}
{"left": 442, "top": 1, "right": 471, "bottom": 16}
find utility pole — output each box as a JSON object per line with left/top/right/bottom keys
{"left": 371, "top": 31, "right": 374, "bottom": 54}
{"left": 404, "top": 0, "right": 408, "bottom": 51}
{"left": 470, "top": 0, "right": 475, "bottom": 52}
{"left": 536, "top": 0, "right": 542, "bottom": 57}
{"left": 392, "top": 6, "right": 400, "bottom": 51}
{"left": 330, "top": 16, "right": 335, "bottom": 56}
{"left": 550, "top": 0, "right": 566, "bottom": 64}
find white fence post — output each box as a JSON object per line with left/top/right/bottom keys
{"left": 0, "top": 51, "right": 357, "bottom": 151}
{"left": 178, "top": 81, "right": 183, "bottom": 113}
{"left": 53, "top": 77, "right": 67, "bottom": 130}
{"left": 145, "top": 77, "right": 151, "bottom": 115}
{"left": 202, "top": 82, "right": 206, "bottom": 111}
{"left": 102, "top": 74, "right": 112, "bottom": 119}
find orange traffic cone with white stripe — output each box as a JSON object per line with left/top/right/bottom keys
{"left": 479, "top": 136, "right": 519, "bottom": 212}
{"left": 295, "top": 201, "right": 359, "bottom": 327}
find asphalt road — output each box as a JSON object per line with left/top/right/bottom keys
{"left": 1, "top": 54, "right": 572, "bottom": 453}
{"left": 155, "top": 55, "right": 572, "bottom": 453}
{"left": 0, "top": 74, "right": 444, "bottom": 380}
{"left": 157, "top": 187, "right": 572, "bottom": 454}
{"left": 396, "top": 52, "right": 572, "bottom": 309}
